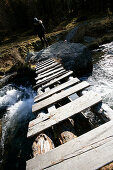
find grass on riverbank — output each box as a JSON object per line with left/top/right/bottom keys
{"left": 0, "top": 15, "right": 113, "bottom": 78}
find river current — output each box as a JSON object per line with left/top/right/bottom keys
{"left": 0, "top": 41, "right": 113, "bottom": 169}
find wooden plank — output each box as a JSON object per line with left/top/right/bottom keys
{"left": 36, "top": 70, "right": 66, "bottom": 84}
{"left": 26, "top": 120, "right": 113, "bottom": 170}
{"left": 36, "top": 60, "right": 56, "bottom": 70}
{"left": 33, "top": 70, "right": 67, "bottom": 89}
{"left": 28, "top": 91, "right": 102, "bottom": 137}
{"left": 35, "top": 67, "right": 65, "bottom": 81}
{"left": 33, "top": 81, "right": 90, "bottom": 113}
{"left": 34, "top": 78, "right": 80, "bottom": 102}
{"left": 36, "top": 63, "right": 61, "bottom": 74}
{"left": 36, "top": 58, "right": 54, "bottom": 66}
{"left": 38, "top": 65, "right": 64, "bottom": 76}
{"left": 36, "top": 58, "right": 55, "bottom": 67}
{"left": 42, "top": 71, "right": 73, "bottom": 89}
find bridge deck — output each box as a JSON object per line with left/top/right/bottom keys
{"left": 26, "top": 57, "right": 113, "bottom": 170}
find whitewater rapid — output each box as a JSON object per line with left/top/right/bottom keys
{"left": 87, "top": 42, "right": 113, "bottom": 108}
{"left": 0, "top": 85, "right": 36, "bottom": 161}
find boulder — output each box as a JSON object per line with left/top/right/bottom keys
{"left": 30, "top": 41, "right": 92, "bottom": 76}
{"left": 66, "top": 22, "right": 88, "bottom": 43}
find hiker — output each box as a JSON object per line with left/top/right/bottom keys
{"left": 33, "top": 17, "right": 48, "bottom": 47}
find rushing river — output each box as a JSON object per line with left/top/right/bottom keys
{"left": 0, "top": 41, "right": 113, "bottom": 169}
{"left": 87, "top": 42, "right": 113, "bottom": 109}
{"left": 0, "top": 85, "right": 36, "bottom": 170}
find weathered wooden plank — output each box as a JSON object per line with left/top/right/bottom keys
{"left": 36, "top": 60, "right": 56, "bottom": 70}
{"left": 33, "top": 81, "right": 90, "bottom": 113}
{"left": 33, "top": 70, "right": 67, "bottom": 89}
{"left": 42, "top": 71, "right": 73, "bottom": 89}
{"left": 30, "top": 78, "right": 79, "bottom": 128}
{"left": 36, "top": 63, "right": 61, "bottom": 74}
{"left": 38, "top": 65, "right": 63, "bottom": 76}
{"left": 36, "top": 58, "right": 55, "bottom": 66}
{"left": 35, "top": 67, "right": 65, "bottom": 81}
{"left": 34, "top": 78, "right": 80, "bottom": 102}
{"left": 36, "top": 70, "right": 66, "bottom": 84}
{"left": 45, "top": 136, "right": 113, "bottom": 170}
{"left": 28, "top": 91, "right": 102, "bottom": 137}
{"left": 36, "top": 58, "right": 54, "bottom": 66}
{"left": 26, "top": 118, "right": 113, "bottom": 170}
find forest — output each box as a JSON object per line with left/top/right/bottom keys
{"left": 0, "top": 0, "right": 113, "bottom": 39}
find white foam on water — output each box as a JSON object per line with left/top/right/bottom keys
{"left": 0, "top": 89, "right": 20, "bottom": 107}
{"left": 1, "top": 85, "right": 36, "bottom": 151}
{"left": 88, "top": 42, "right": 113, "bottom": 108}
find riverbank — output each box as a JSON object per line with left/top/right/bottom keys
{"left": 0, "top": 15, "right": 113, "bottom": 79}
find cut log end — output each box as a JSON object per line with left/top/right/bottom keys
{"left": 32, "top": 133, "right": 55, "bottom": 157}
{"left": 53, "top": 119, "right": 77, "bottom": 145}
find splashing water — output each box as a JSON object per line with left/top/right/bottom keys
{"left": 0, "top": 84, "right": 36, "bottom": 169}
{"left": 1, "top": 41, "right": 113, "bottom": 169}
{"left": 82, "top": 42, "right": 113, "bottom": 109}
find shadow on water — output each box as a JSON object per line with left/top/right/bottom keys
{"left": 1, "top": 123, "right": 34, "bottom": 170}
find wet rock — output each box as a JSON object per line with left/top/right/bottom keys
{"left": 30, "top": 41, "right": 92, "bottom": 76}
{"left": 0, "top": 119, "right": 2, "bottom": 139}
{"left": 66, "top": 22, "right": 88, "bottom": 43}
{"left": 84, "top": 36, "right": 96, "bottom": 43}
{"left": 0, "top": 72, "right": 17, "bottom": 89}
{"left": 25, "top": 51, "right": 38, "bottom": 63}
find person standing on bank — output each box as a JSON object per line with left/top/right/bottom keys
{"left": 33, "top": 17, "right": 48, "bottom": 47}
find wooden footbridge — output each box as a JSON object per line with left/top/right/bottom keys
{"left": 26, "top": 58, "right": 113, "bottom": 170}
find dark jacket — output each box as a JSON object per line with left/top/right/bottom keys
{"left": 34, "top": 20, "right": 45, "bottom": 38}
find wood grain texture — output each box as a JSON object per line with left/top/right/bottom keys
{"left": 34, "top": 78, "right": 79, "bottom": 102}
{"left": 35, "top": 67, "right": 65, "bottom": 81}
{"left": 34, "top": 70, "right": 67, "bottom": 89}
{"left": 26, "top": 121, "right": 113, "bottom": 170}
{"left": 28, "top": 91, "right": 101, "bottom": 138}
{"left": 33, "top": 81, "right": 90, "bottom": 113}
{"left": 36, "top": 63, "right": 61, "bottom": 74}
{"left": 27, "top": 120, "right": 113, "bottom": 170}
{"left": 41, "top": 71, "right": 73, "bottom": 89}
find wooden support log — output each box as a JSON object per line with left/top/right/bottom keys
{"left": 32, "top": 88, "right": 55, "bottom": 157}
{"left": 26, "top": 120, "right": 113, "bottom": 170}
{"left": 44, "top": 87, "right": 77, "bottom": 146}
{"left": 53, "top": 119, "right": 77, "bottom": 145}
{"left": 32, "top": 133, "right": 54, "bottom": 157}
{"left": 28, "top": 91, "right": 102, "bottom": 138}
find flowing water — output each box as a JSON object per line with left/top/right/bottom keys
{"left": 0, "top": 85, "right": 36, "bottom": 170}
{"left": 0, "top": 41, "right": 113, "bottom": 169}
{"left": 83, "top": 42, "right": 113, "bottom": 109}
